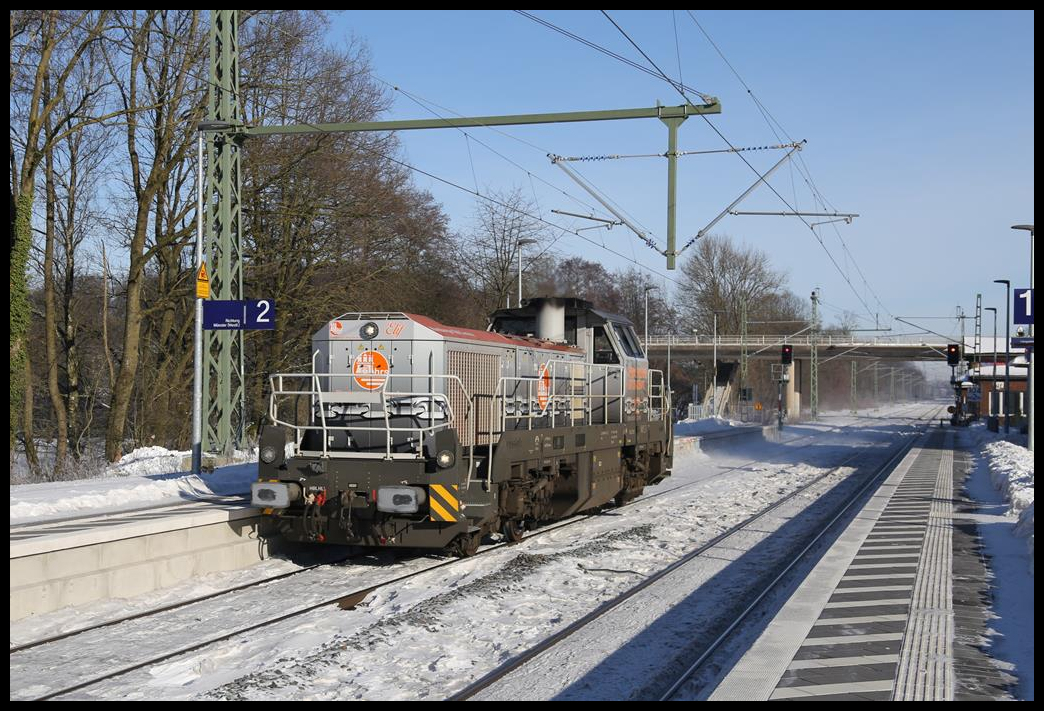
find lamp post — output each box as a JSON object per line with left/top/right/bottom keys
{"left": 691, "top": 329, "right": 700, "bottom": 417}
{"left": 995, "top": 279, "right": 1011, "bottom": 434}
{"left": 516, "top": 238, "right": 537, "bottom": 308}
{"left": 1012, "top": 224, "right": 1034, "bottom": 451}
{"left": 712, "top": 312, "right": 718, "bottom": 416}
{"left": 984, "top": 306, "right": 998, "bottom": 417}
{"left": 192, "top": 127, "right": 205, "bottom": 478}
{"left": 643, "top": 284, "right": 660, "bottom": 354}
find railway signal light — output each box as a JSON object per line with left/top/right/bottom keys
{"left": 781, "top": 344, "right": 793, "bottom": 365}
{"left": 946, "top": 343, "right": 961, "bottom": 366}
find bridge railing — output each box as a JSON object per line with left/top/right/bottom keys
{"left": 642, "top": 334, "right": 944, "bottom": 347}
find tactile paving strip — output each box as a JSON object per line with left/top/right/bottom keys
{"left": 766, "top": 432, "right": 953, "bottom": 701}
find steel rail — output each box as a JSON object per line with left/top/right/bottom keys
{"left": 20, "top": 403, "right": 932, "bottom": 700}
{"left": 657, "top": 405, "right": 945, "bottom": 699}
{"left": 448, "top": 404, "right": 939, "bottom": 700}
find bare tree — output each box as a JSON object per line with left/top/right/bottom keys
{"left": 457, "top": 187, "right": 548, "bottom": 315}
{"left": 10, "top": 10, "right": 115, "bottom": 453}
{"left": 240, "top": 12, "right": 457, "bottom": 435}
{"left": 676, "top": 234, "right": 795, "bottom": 335}
{"left": 103, "top": 10, "right": 205, "bottom": 461}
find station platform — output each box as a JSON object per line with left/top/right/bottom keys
{"left": 10, "top": 499, "right": 270, "bottom": 621}
{"left": 673, "top": 423, "right": 779, "bottom": 457}
{"left": 711, "top": 429, "right": 1013, "bottom": 701}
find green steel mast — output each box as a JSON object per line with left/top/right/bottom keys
{"left": 203, "top": 10, "right": 245, "bottom": 455}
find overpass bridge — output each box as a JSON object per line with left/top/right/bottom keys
{"left": 643, "top": 334, "right": 949, "bottom": 362}
{"left": 642, "top": 334, "right": 948, "bottom": 421}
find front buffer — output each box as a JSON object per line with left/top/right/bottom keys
{"left": 253, "top": 426, "right": 484, "bottom": 555}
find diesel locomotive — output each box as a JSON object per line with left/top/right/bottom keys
{"left": 252, "top": 297, "right": 672, "bottom": 555}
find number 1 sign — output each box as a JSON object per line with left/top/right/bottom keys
{"left": 1014, "top": 288, "right": 1033, "bottom": 325}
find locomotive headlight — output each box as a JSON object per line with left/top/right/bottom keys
{"left": 360, "top": 322, "right": 380, "bottom": 340}
{"left": 260, "top": 445, "right": 277, "bottom": 464}
{"left": 436, "top": 449, "right": 456, "bottom": 469}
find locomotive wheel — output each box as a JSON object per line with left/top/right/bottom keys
{"left": 614, "top": 492, "right": 634, "bottom": 508}
{"left": 502, "top": 518, "right": 526, "bottom": 543}
{"left": 452, "top": 531, "right": 481, "bottom": 557}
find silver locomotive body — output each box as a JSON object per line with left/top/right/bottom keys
{"left": 255, "top": 297, "right": 672, "bottom": 554}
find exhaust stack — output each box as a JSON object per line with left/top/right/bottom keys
{"left": 537, "top": 298, "right": 566, "bottom": 343}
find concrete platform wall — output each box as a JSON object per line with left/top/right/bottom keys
{"left": 10, "top": 513, "right": 272, "bottom": 622}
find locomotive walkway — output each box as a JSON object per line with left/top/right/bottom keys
{"left": 709, "top": 428, "right": 1011, "bottom": 700}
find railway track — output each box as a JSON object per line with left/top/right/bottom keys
{"left": 451, "top": 403, "right": 943, "bottom": 700}
{"left": 657, "top": 408, "right": 944, "bottom": 700}
{"left": 11, "top": 404, "right": 937, "bottom": 700}
{"left": 11, "top": 404, "right": 917, "bottom": 653}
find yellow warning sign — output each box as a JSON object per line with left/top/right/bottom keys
{"left": 196, "top": 262, "right": 210, "bottom": 299}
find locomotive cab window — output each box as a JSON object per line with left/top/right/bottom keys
{"left": 625, "top": 326, "right": 645, "bottom": 358}
{"left": 592, "top": 326, "right": 620, "bottom": 364}
{"left": 612, "top": 323, "right": 643, "bottom": 359}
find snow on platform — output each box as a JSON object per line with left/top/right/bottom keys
{"left": 10, "top": 447, "right": 257, "bottom": 527}
{"left": 674, "top": 417, "right": 761, "bottom": 438}
{"left": 960, "top": 424, "right": 1034, "bottom": 700}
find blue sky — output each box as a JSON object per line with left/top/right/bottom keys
{"left": 326, "top": 10, "right": 1034, "bottom": 339}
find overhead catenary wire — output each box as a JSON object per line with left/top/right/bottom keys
{"left": 376, "top": 78, "right": 662, "bottom": 249}
{"left": 598, "top": 10, "right": 880, "bottom": 323}
{"left": 254, "top": 10, "right": 699, "bottom": 273}
{"left": 514, "top": 10, "right": 713, "bottom": 103}
{"left": 378, "top": 79, "right": 613, "bottom": 222}
{"left": 379, "top": 83, "right": 665, "bottom": 265}
{"left": 553, "top": 142, "right": 801, "bottom": 162}
{"left": 248, "top": 13, "right": 671, "bottom": 283}
{"left": 287, "top": 119, "right": 691, "bottom": 288}
{"left": 685, "top": 10, "right": 895, "bottom": 322}
{"left": 550, "top": 154, "right": 666, "bottom": 255}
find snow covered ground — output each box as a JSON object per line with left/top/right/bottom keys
{"left": 9, "top": 447, "right": 257, "bottom": 526}
{"left": 673, "top": 416, "right": 759, "bottom": 437}
{"left": 9, "top": 403, "right": 940, "bottom": 701}
{"left": 961, "top": 423, "right": 1034, "bottom": 700}
{"left": 9, "top": 420, "right": 753, "bottom": 526}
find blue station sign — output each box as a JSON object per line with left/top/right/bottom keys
{"left": 204, "top": 299, "right": 276, "bottom": 330}
{"left": 245, "top": 299, "right": 276, "bottom": 330}
{"left": 1014, "top": 288, "right": 1033, "bottom": 325}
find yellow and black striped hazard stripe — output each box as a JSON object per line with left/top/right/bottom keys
{"left": 428, "top": 484, "right": 461, "bottom": 522}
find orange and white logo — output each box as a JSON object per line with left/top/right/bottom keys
{"left": 537, "top": 362, "right": 551, "bottom": 411}
{"left": 330, "top": 320, "right": 343, "bottom": 336}
{"left": 353, "top": 350, "right": 390, "bottom": 390}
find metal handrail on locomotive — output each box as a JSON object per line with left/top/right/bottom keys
{"left": 253, "top": 297, "right": 673, "bottom": 556}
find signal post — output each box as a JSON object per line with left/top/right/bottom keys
{"left": 774, "top": 344, "right": 795, "bottom": 429}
